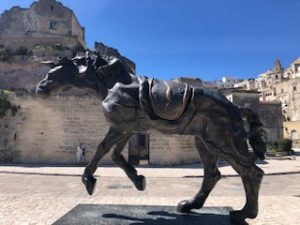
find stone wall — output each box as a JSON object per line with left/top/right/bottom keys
{"left": 224, "top": 91, "right": 283, "bottom": 143}
{"left": 0, "top": 94, "right": 201, "bottom": 165}
{"left": 0, "top": 0, "right": 85, "bottom": 51}
{"left": 0, "top": 60, "right": 50, "bottom": 92}
{"left": 149, "top": 131, "right": 200, "bottom": 165}
{"left": 283, "top": 121, "right": 300, "bottom": 147}
{"left": 0, "top": 111, "right": 19, "bottom": 162}
{"left": 2, "top": 95, "right": 118, "bottom": 164}
{"left": 259, "top": 102, "right": 283, "bottom": 143}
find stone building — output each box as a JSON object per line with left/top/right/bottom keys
{"left": 212, "top": 76, "right": 242, "bottom": 89}
{"left": 0, "top": 95, "right": 199, "bottom": 165}
{"left": 235, "top": 57, "right": 300, "bottom": 146}
{"left": 234, "top": 78, "right": 256, "bottom": 90}
{"left": 243, "top": 58, "right": 300, "bottom": 122}
{"left": 222, "top": 89, "right": 283, "bottom": 143}
{"left": 0, "top": 0, "right": 85, "bottom": 51}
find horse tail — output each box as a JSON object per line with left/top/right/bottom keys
{"left": 239, "top": 107, "right": 266, "bottom": 160}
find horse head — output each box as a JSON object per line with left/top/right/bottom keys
{"left": 36, "top": 53, "right": 109, "bottom": 97}
{"left": 36, "top": 57, "right": 79, "bottom": 96}
{"left": 36, "top": 53, "right": 133, "bottom": 98}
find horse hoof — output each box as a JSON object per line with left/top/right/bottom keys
{"left": 176, "top": 200, "right": 192, "bottom": 213}
{"left": 82, "top": 175, "right": 97, "bottom": 195}
{"left": 135, "top": 175, "right": 146, "bottom": 191}
{"left": 230, "top": 210, "right": 248, "bottom": 225}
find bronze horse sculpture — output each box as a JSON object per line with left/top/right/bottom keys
{"left": 36, "top": 54, "right": 266, "bottom": 224}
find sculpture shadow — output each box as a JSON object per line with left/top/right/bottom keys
{"left": 102, "top": 211, "right": 234, "bottom": 225}
{"left": 53, "top": 204, "right": 242, "bottom": 225}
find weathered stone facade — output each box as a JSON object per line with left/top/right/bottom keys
{"left": 283, "top": 121, "right": 300, "bottom": 147}
{"left": 212, "top": 76, "right": 242, "bottom": 89}
{"left": 0, "top": 0, "right": 85, "bottom": 51}
{"left": 0, "top": 95, "right": 200, "bottom": 165}
{"left": 236, "top": 58, "right": 300, "bottom": 122}
{"left": 223, "top": 89, "right": 283, "bottom": 143}
{"left": 0, "top": 60, "right": 49, "bottom": 92}
{"left": 234, "top": 57, "right": 300, "bottom": 145}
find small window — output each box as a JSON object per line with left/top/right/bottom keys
{"left": 51, "top": 6, "right": 54, "bottom": 10}
{"left": 293, "top": 86, "right": 297, "bottom": 92}
{"left": 281, "top": 89, "right": 284, "bottom": 93}
{"left": 49, "top": 20, "right": 58, "bottom": 30}
{"left": 291, "top": 130, "right": 298, "bottom": 140}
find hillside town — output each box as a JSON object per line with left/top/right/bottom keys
{"left": 0, "top": 0, "right": 298, "bottom": 165}
{"left": 1, "top": 1, "right": 300, "bottom": 225}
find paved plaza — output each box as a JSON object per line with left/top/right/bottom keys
{"left": 0, "top": 154, "right": 299, "bottom": 225}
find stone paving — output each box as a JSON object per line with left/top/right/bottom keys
{"left": 0, "top": 153, "right": 299, "bottom": 225}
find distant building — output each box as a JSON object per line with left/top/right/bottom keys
{"left": 0, "top": 0, "right": 85, "bottom": 51}
{"left": 233, "top": 57, "right": 300, "bottom": 146}
{"left": 234, "top": 78, "right": 256, "bottom": 90}
{"left": 253, "top": 58, "right": 300, "bottom": 122}
{"left": 222, "top": 89, "right": 283, "bottom": 143}
{"left": 212, "top": 76, "right": 242, "bottom": 89}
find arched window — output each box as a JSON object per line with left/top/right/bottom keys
{"left": 291, "top": 130, "right": 298, "bottom": 140}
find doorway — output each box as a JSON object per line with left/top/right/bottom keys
{"left": 128, "top": 133, "right": 149, "bottom": 165}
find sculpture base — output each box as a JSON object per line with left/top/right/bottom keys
{"left": 53, "top": 204, "right": 233, "bottom": 225}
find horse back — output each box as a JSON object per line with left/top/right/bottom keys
{"left": 139, "top": 77, "right": 192, "bottom": 121}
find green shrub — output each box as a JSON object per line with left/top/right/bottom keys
{"left": 0, "top": 95, "right": 11, "bottom": 118}
{"left": 51, "top": 43, "right": 63, "bottom": 50}
{"left": 15, "top": 46, "right": 29, "bottom": 55}
{"left": 0, "top": 90, "right": 18, "bottom": 118}
{"left": 277, "top": 138, "right": 292, "bottom": 152}
{"left": 266, "top": 142, "right": 278, "bottom": 153}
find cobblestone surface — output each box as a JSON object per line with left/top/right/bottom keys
{"left": 0, "top": 168, "right": 299, "bottom": 224}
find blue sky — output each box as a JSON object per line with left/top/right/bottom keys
{"left": 1, "top": 0, "right": 300, "bottom": 81}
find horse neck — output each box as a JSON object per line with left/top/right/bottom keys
{"left": 78, "top": 72, "right": 133, "bottom": 100}
{"left": 101, "top": 72, "right": 133, "bottom": 90}
{"left": 75, "top": 74, "right": 108, "bottom": 100}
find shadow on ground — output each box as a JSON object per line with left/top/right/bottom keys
{"left": 53, "top": 204, "right": 239, "bottom": 225}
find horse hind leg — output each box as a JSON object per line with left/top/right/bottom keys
{"left": 177, "top": 136, "right": 221, "bottom": 213}
{"left": 229, "top": 161, "right": 264, "bottom": 224}
{"left": 111, "top": 135, "right": 146, "bottom": 191}
{"left": 204, "top": 136, "right": 264, "bottom": 224}
{"left": 82, "top": 127, "right": 129, "bottom": 195}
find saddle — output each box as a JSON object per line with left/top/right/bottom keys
{"left": 147, "top": 78, "right": 192, "bottom": 120}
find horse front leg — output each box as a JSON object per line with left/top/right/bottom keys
{"left": 177, "top": 136, "right": 221, "bottom": 213}
{"left": 82, "top": 127, "right": 128, "bottom": 195}
{"left": 111, "top": 134, "right": 146, "bottom": 191}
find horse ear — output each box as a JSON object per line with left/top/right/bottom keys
{"left": 41, "top": 61, "right": 56, "bottom": 68}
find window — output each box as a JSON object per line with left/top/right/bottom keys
{"left": 293, "top": 86, "right": 297, "bottom": 92}
{"left": 291, "top": 130, "right": 298, "bottom": 140}
{"left": 49, "top": 20, "right": 58, "bottom": 30}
